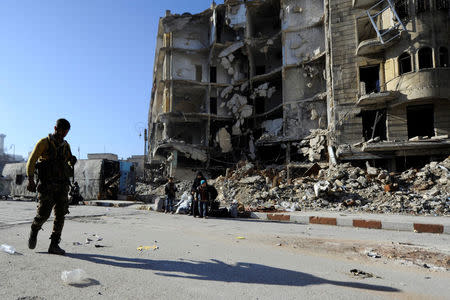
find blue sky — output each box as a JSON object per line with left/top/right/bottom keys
{"left": 0, "top": 0, "right": 220, "bottom": 160}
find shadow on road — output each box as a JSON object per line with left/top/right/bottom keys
{"left": 66, "top": 253, "right": 400, "bottom": 292}
{"left": 68, "top": 278, "right": 100, "bottom": 288}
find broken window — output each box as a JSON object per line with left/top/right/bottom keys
{"left": 439, "top": 47, "right": 449, "bottom": 67}
{"left": 436, "top": 0, "right": 449, "bottom": 10}
{"left": 399, "top": 52, "right": 412, "bottom": 74}
{"left": 210, "top": 97, "right": 217, "bottom": 115}
{"left": 195, "top": 65, "right": 202, "bottom": 82}
{"left": 416, "top": 0, "right": 430, "bottom": 13}
{"left": 418, "top": 47, "right": 433, "bottom": 69}
{"left": 359, "top": 65, "right": 380, "bottom": 94}
{"left": 361, "top": 109, "right": 387, "bottom": 141}
{"left": 210, "top": 66, "right": 217, "bottom": 83}
{"left": 407, "top": 104, "right": 434, "bottom": 138}
{"left": 394, "top": 0, "right": 409, "bottom": 23}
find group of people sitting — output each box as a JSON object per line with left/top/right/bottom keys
{"left": 164, "top": 171, "right": 214, "bottom": 218}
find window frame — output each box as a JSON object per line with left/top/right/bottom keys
{"left": 417, "top": 46, "right": 434, "bottom": 70}
{"left": 398, "top": 52, "right": 413, "bottom": 75}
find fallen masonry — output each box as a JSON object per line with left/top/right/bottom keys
{"left": 136, "top": 156, "right": 450, "bottom": 216}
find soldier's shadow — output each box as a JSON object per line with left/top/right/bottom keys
{"left": 66, "top": 253, "right": 400, "bottom": 293}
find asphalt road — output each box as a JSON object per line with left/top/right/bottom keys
{"left": 0, "top": 201, "right": 449, "bottom": 300}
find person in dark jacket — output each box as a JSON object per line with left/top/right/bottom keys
{"left": 197, "top": 180, "right": 210, "bottom": 218}
{"left": 164, "top": 177, "right": 177, "bottom": 213}
{"left": 190, "top": 171, "right": 206, "bottom": 217}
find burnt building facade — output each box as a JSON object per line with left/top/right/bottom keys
{"left": 148, "top": 0, "right": 450, "bottom": 178}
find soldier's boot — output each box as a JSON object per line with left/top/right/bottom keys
{"left": 48, "top": 234, "right": 65, "bottom": 255}
{"left": 28, "top": 227, "right": 39, "bottom": 249}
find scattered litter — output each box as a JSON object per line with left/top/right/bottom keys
{"left": 72, "top": 242, "right": 82, "bottom": 246}
{"left": 350, "top": 269, "right": 380, "bottom": 279}
{"left": 364, "top": 249, "right": 381, "bottom": 258}
{"left": 61, "top": 269, "right": 88, "bottom": 284}
{"left": 94, "top": 245, "right": 105, "bottom": 248}
{"left": 422, "top": 263, "right": 447, "bottom": 271}
{"left": 236, "top": 237, "right": 245, "bottom": 240}
{"left": 313, "top": 181, "right": 330, "bottom": 197}
{"left": 137, "top": 245, "right": 159, "bottom": 251}
{"left": 0, "top": 244, "right": 15, "bottom": 254}
{"left": 276, "top": 243, "right": 282, "bottom": 246}
{"left": 84, "top": 234, "right": 103, "bottom": 245}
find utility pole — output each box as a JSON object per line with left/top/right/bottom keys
{"left": 143, "top": 129, "right": 148, "bottom": 181}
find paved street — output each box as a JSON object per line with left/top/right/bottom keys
{"left": 1, "top": 201, "right": 449, "bottom": 299}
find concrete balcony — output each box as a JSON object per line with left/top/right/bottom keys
{"left": 386, "top": 68, "right": 450, "bottom": 106}
{"left": 356, "top": 36, "right": 398, "bottom": 56}
{"left": 362, "top": 139, "right": 450, "bottom": 156}
{"left": 357, "top": 91, "right": 400, "bottom": 107}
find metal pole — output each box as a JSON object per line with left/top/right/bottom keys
{"left": 144, "top": 129, "right": 148, "bottom": 181}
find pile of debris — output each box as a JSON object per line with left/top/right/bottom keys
{"left": 134, "top": 156, "right": 449, "bottom": 216}
{"left": 208, "top": 156, "right": 450, "bottom": 215}
{"left": 293, "top": 129, "right": 328, "bottom": 162}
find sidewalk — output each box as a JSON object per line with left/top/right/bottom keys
{"left": 250, "top": 210, "right": 450, "bottom": 234}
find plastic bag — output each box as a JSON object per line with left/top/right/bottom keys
{"left": 61, "top": 269, "right": 88, "bottom": 284}
{"left": 0, "top": 244, "right": 15, "bottom": 254}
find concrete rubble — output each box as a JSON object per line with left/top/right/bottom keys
{"left": 135, "top": 156, "right": 449, "bottom": 216}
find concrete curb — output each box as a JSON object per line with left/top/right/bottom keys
{"left": 250, "top": 212, "right": 450, "bottom": 234}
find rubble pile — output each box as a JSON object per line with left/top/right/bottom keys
{"left": 209, "top": 156, "right": 450, "bottom": 215}
{"left": 135, "top": 180, "right": 193, "bottom": 203}
{"left": 293, "top": 129, "right": 328, "bottom": 162}
{"left": 134, "top": 157, "right": 449, "bottom": 216}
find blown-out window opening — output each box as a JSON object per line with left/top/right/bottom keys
{"left": 399, "top": 52, "right": 412, "bottom": 74}
{"left": 418, "top": 47, "right": 433, "bottom": 69}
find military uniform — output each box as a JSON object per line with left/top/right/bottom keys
{"left": 26, "top": 134, "right": 75, "bottom": 253}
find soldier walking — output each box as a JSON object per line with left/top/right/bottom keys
{"left": 26, "top": 118, "right": 77, "bottom": 255}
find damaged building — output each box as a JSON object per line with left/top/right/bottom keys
{"left": 147, "top": 0, "right": 450, "bottom": 178}
{"left": 329, "top": 0, "right": 450, "bottom": 170}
